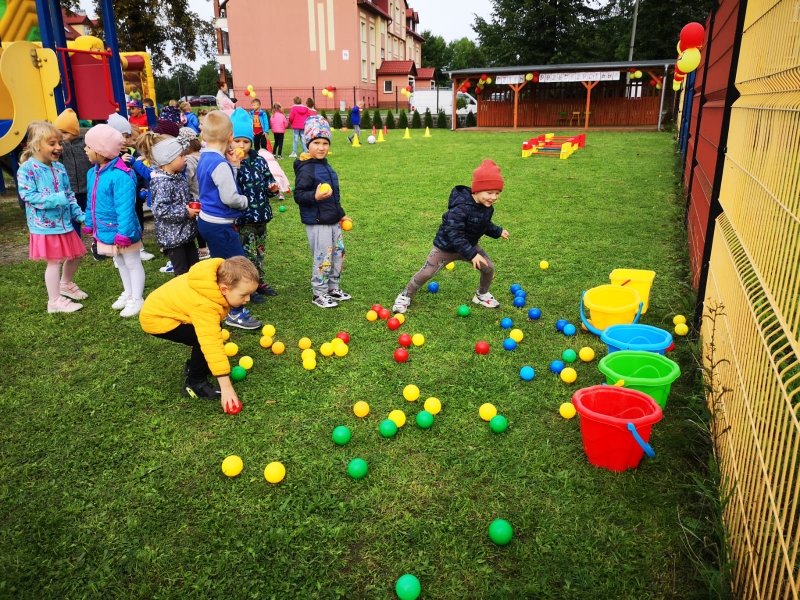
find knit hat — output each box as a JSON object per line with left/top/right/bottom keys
{"left": 153, "top": 119, "right": 180, "bottom": 137}
{"left": 159, "top": 106, "right": 182, "bottom": 125}
{"left": 85, "top": 124, "right": 124, "bottom": 160}
{"left": 106, "top": 113, "right": 132, "bottom": 136}
{"left": 178, "top": 127, "right": 198, "bottom": 142}
{"left": 471, "top": 159, "right": 504, "bottom": 193}
{"left": 151, "top": 136, "right": 189, "bottom": 167}
{"left": 230, "top": 108, "right": 254, "bottom": 142}
{"left": 303, "top": 115, "right": 332, "bottom": 147}
{"left": 54, "top": 109, "right": 79, "bottom": 136}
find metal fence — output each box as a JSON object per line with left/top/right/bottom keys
{"left": 231, "top": 86, "right": 379, "bottom": 113}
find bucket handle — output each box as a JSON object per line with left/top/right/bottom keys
{"left": 580, "top": 291, "right": 604, "bottom": 336}
{"left": 626, "top": 423, "right": 656, "bottom": 459}
{"left": 632, "top": 302, "right": 644, "bottom": 324}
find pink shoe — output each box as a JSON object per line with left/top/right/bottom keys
{"left": 60, "top": 281, "right": 88, "bottom": 300}
{"left": 48, "top": 296, "right": 83, "bottom": 313}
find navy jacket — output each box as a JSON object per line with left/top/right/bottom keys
{"left": 293, "top": 156, "right": 345, "bottom": 225}
{"left": 59, "top": 133, "right": 93, "bottom": 195}
{"left": 432, "top": 185, "right": 503, "bottom": 260}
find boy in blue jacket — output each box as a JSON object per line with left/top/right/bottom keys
{"left": 249, "top": 99, "right": 270, "bottom": 152}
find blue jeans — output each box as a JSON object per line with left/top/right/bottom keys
{"left": 197, "top": 220, "right": 247, "bottom": 318}
{"left": 292, "top": 129, "right": 307, "bottom": 155}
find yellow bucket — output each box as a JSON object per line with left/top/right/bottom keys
{"left": 582, "top": 285, "right": 642, "bottom": 331}
{"left": 609, "top": 269, "right": 656, "bottom": 314}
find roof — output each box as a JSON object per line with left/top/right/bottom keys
{"left": 406, "top": 27, "right": 424, "bottom": 42}
{"left": 376, "top": 60, "right": 418, "bottom": 76}
{"left": 416, "top": 68, "right": 435, "bottom": 80}
{"left": 447, "top": 60, "right": 674, "bottom": 77}
{"left": 358, "top": 0, "right": 391, "bottom": 20}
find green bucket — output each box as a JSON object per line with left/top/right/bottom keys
{"left": 597, "top": 350, "right": 681, "bottom": 410}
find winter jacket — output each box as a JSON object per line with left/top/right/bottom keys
{"left": 197, "top": 148, "right": 248, "bottom": 224}
{"left": 140, "top": 258, "right": 232, "bottom": 377}
{"left": 432, "top": 185, "right": 503, "bottom": 260}
{"left": 150, "top": 169, "right": 197, "bottom": 249}
{"left": 216, "top": 90, "right": 236, "bottom": 116}
{"left": 85, "top": 157, "right": 140, "bottom": 245}
{"left": 236, "top": 150, "right": 276, "bottom": 226}
{"left": 183, "top": 111, "right": 201, "bottom": 134}
{"left": 129, "top": 152, "right": 153, "bottom": 206}
{"left": 350, "top": 106, "right": 361, "bottom": 126}
{"left": 129, "top": 113, "right": 149, "bottom": 129}
{"left": 184, "top": 153, "right": 200, "bottom": 200}
{"left": 59, "top": 133, "right": 93, "bottom": 194}
{"left": 17, "top": 157, "right": 84, "bottom": 235}
{"left": 270, "top": 111, "right": 288, "bottom": 134}
{"left": 249, "top": 109, "right": 270, "bottom": 134}
{"left": 293, "top": 155, "right": 344, "bottom": 225}
{"left": 288, "top": 104, "right": 310, "bottom": 130}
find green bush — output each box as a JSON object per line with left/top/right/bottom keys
{"left": 386, "top": 110, "right": 396, "bottom": 129}
{"left": 465, "top": 111, "right": 477, "bottom": 127}
{"left": 332, "top": 111, "right": 343, "bottom": 129}
{"left": 398, "top": 109, "right": 408, "bottom": 129}
{"left": 373, "top": 109, "right": 382, "bottom": 129}
{"left": 456, "top": 96, "right": 468, "bottom": 110}
{"left": 320, "top": 109, "right": 328, "bottom": 121}
{"left": 411, "top": 110, "right": 422, "bottom": 129}
{"left": 346, "top": 107, "right": 353, "bottom": 129}
{"left": 437, "top": 109, "right": 448, "bottom": 129}
{"left": 361, "top": 108, "right": 372, "bottom": 130}
{"left": 424, "top": 109, "right": 433, "bottom": 129}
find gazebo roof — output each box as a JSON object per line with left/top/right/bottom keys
{"left": 447, "top": 59, "right": 673, "bottom": 77}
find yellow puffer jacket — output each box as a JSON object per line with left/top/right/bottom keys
{"left": 140, "top": 258, "right": 231, "bottom": 376}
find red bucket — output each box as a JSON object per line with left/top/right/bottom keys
{"left": 571, "top": 385, "right": 663, "bottom": 472}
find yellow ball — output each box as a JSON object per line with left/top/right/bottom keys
{"left": 319, "top": 183, "right": 332, "bottom": 194}
{"left": 579, "top": 347, "right": 595, "bottom": 362}
{"left": 675, "top": 323, "right": 689, "bottom": 336}
{"left": 353, "top": 400, "right": 370, "bottom": 418}
{"left": 479, "top": 402, "right": 497, "bottom": 421}
{"left": 412, "top": 334, "right": 425, "bottom": 347}
{"left": 224, "top": 342, "right": 239, "bottom": 357}
{"left": 301, "top": 348, "right": 316, "bottom": 361}
{"left": 424, "top": 397, "right": 441, "bottom": 415}
{"left": 264, "top": 461, "right": 286, "bottom": 483}
{"left": 366, "top": 310, "right": 378, "bottom": 322}
{"left": 331, "top": 337, "right": 346, "bottom": 349}
{"left": 298, "top": 337, "right": 312, "bottom": 350}
{"left": 239, "top": 356, "right": 254, "bottom": 370}
{"left": 262, "top": 324, "right": 276, "bottom": 337}
{"left": 559, "top": 402, "right": 577, "bottom": 419}
{"left": 271, "top": 341, "right": 286, "bottom": 355}
{"left": 334, "top": 343, "right": 349, "bottom": 357}
{"left": 445, "top": 262, "right": 455, "bottom": 270}
{"left": 560, "top": 367, "right": 577, "bottom": 384}
{"left": 259, "top": 335, "right": 273, "bottom": 348}
{"left": 540, "top": 260, "right": 549, "bottom": 270}
{"left": 341, "top": 219, "right": 353, "bottom": 231}
{"left": 403, "top": 384, "right": 420, "bottom": 401}
{"left": 221, "top": 455, "right": 243, "bottom": 477}
{"left": 320, "top": 342, "right": 334, "bottom": 357}
{"left": 673, "top": 315, "right": 687, "bottom": 325}
{"left": 221, "top": 329, "right": 231, "bottom": 341}
{"left": 509, "top": 328, "right": 524, "bottom": 342}
{"left": 302, "top": 358, "right": 316, "bottom": 371}
{"left": 388, "top": 409, "right": 406, "bottom": 427}
{"left": 394, "top": 313, "right": 405, "bottom": 324}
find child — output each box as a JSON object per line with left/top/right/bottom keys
{"left": 17, "top": 121, "right": 87, "bottom": 313}
{"left": 249, "top": 98, "right": 270, "bottom": 152}
{"left": 231, "top": 109, "right": 280, "bottom": 302}
{"left": 149, "top": 135, "right": 199, "bottom": 276}
{"left": 179, "top": 127, "right": 210, "bottom": 260}
{"left": 305, "top": 97, "right": 317, "bottom": 117}
{"left": 128, "top": 86, "right": 142, "bottom": 102}
{"left": 179, "top": 102, "right": 201, "bottom": 134}
{"left": 196, "top": 110, "right": 261, "bottom": 330}
{"left": 160, "top": 105, "right": 183, "bottom": 126}
{"left": 287, "top": 96, "right": 310, "bottom": 157}
{"left": 347, "top": 101, "right": 364, "bottom": 145}
{"left": 55, "top": 108, "right": 93, "bottom": 213}
{"left": 293, "top": 115, "right": 352, "bottom": 308}
{"left": 140, "top": 256, "right": 258, "bottom": 409}
{"left": 83, "top": 124, "right": 146, "bottom": 318}
{"left": 128, "top": 102, "right": 148, "bottom": 130}
{"left": 393, "top": 159, "right": 509, "bottom": 314}
{"left": 270, "top": 103, "right": 288, "bottom": 159}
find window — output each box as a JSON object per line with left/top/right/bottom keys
{"left": 381, "top": 48, "right": 385, "bottom": 59}
{"left": 360, "top": 21, "right": 366, "bottom": 43}
{"left": 361, "top": 21, "right": 367, "bottom": 81}
{"left": 362, "top": 59, "right": 367, "bottom": 81}
{"left": 393, "top": 37, "right": 397, "bottom": 56}
{"left": 384, "top": 80, "right": 393, "bottom": 93}
{"left": 370, "top": 25, "right": 376, "bottom": 82}
{"left": 430, "top": 80, "right": 435, "bottom": 90}
{"left": 408, "top": 76, "right": 415, "bottom": 90}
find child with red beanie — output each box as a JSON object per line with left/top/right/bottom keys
{"left": 393, "top": 159, "right": 509, "bottom": 314}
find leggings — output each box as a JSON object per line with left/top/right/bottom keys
{"left": 113, "top": 251, "right": 146, "bottom": 300}
{"left": 403, "top": 246, "right": 495, "bottom": 297}
{"left": 273, "top": 133, "right": 284, "bottom": 157}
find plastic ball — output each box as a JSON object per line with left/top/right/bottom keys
{"left": 230, "top": 365, "right": 247, "bottom": 381}
{"left": 394, "top": 313, "right": 405, "bottom": 324}
{"left": 221, "top": 329, "right": 230, "bottom": 341}
{"left": 550, "top": 360, "right": 565, "bottom": 374}
{"left": 513, "top": 297, "right": 525, "bottom": 308}
{"left": 445, "top": 262, "right": 455, "bottom": 270}
{"left": 224, "top": 342, "right": 239, "bottom": 357}
{"left": 318, "top": 183, "right": 332, "bottom": 195}
{"left": 371, "top": 304, "right": 384, "bottom": 312}
{"left": 341, "top": 219, "right": 353, "bottom": 231}
{"left": 264, "top": 461, "right": 285, "bottom": 483}
{"left": 416, "top": 410, "right": 434, "bottom": 429}
{"left": 367, "top": 135, "right": 376, "bottom": 144}
{"left": 528, "top": 308, "right": 541, "bottom": 320}
{"left": 412, "top": 334, "right": 425, "bottom": 347}
{"left": 427, "top": 281, "right": 439, "bottom": 293}
{"left": 488, "top": 519, "right": 514, "bottom": 545}
{"left": 490, "top": 414, "right": 508, "bottom": 433}
{"left": 279, "top": 205, "right": 286, "bottom": 212}
{"left": 221, "top": 455, "right": 243, "bottom": 477}
{"left": 398, "top": 333, "right": 413, "bottom": 347}
{"left": 387, "top": 317, "right": 401, "bottom": 331}
{"left": 503, "top": 338, "right": 517, "bottom": 351}
{"left": 457, "top": 305, "right": 471, "bottom": 317}
{"left": 239, "top": 356, "right": 254, "bottom": 370}
{"left": 563, "top": 324, "right": 577, "bottom": 336}
{"left": 271, "top": 342, "right": 285, "bottom": 355}
{"left": 302, "top": 358, "right": 317, "bottom": 371}
{"left": 333, "top": 343, "right": 349, "bottom": 357}
{"left": 479, "top": 403, "right": 497, "bottom": 421}
{"left": 388, "top": 409, "right": 407, "bottom": 427}
{"left": 475, "top": 340, "right": 490, "bottom": 355}
{"left": 423, "top": 397, "right": 441, "bottom": 414}
{"left": 675, "top": 323, "right": 689, "bottom": 336}
{"left": 579, "top": 347, "right": 595, "bottom": 362}
{"left": 259, "top": 335, "right": 273, "bottom": 348}
{"left": 403, "top": 384, "right": 420, "bottom": 401}
{"left": 509, "top": 328, "right": 524, "bottom": 342}
{"left": 514, "top": 289, "right": 527, "bottom": 299}
{"left": 539, "top": 260, "right": 549, "bottom": 270}
{"left": 562, "top": 349, "right": 577, "bottom": 363}
{"left": 556, "top": 319, "right": 568, "bottom": 332}
{"left": 366, "top": 310, "right": 378, "bottom": 322}
{"left": 510, "top": 284, "right": 522, "bottom": 293}
{"left": 559, "top": 402, "right": 577, "bottom": 419}
{"left": 347, "top": 458, "right": 368, "bottom": 479}
{"left": 673, "top": 315, "right": 687, "bottom": 325}
{"left": 331, "top": 337, "right": 346, "bottom": 349}
{"left": 395, "top": 574, "right": 421, "bottom": 600}
{"left": 262, "top": 324, "right": 276, "bottom": 337}
{"left": 296, "top": 337, "right": 311, "bottom": 350}
{"left": 301, "top": 350, "right": 317, "bottom": 364}
{"left": 520, "top": 366, "right": 535, "bottom": 381}
{"left": 332, "top": 426, "right": 351, "bottom": 445}
{"left": 378, "top": 308, "right": 391, "bottom": 320}
{"left": 379, "top": 419, "right": 399, "bottom": 438}
{"left": 560, "top": 367, "right": 577, "bottom": 384}
{"left": 336, "top": 332, "right": 350, "bottom": 344}
{"left": 500, "top": 317, "right": 513, "bottom": 329}
{"left": 353, "top": 401, "right": 370, "bottom": 417}
{"left": 666, "top": 341, "right": 676, "bottom": 352}
{"left": 320, "top": 342, "right": 334, "bottom": 356}
{"left": 394, "top": 348, "right": 409, "bottom": 362}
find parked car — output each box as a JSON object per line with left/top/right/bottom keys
{"left": 178, "top": 95, "right": 201, "bottom": 106}
{"left": 199, "top": 95, "right": 217, "bottom": 106}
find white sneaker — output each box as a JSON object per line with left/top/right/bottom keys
{"left": 393, "top": 293, "right": 411, "bottom": 314}
{"left": 111, "top": 294, "right": 130, "bottom": 310}
{"left": 472, "top": 290, "right": 500, "bottom": 308}
{"left": 120, "top": 297, "right": 144, "bottom": 317}
{"left": 159, "top": 261, "right": 174, "bottom": 273}
{"left": 312, "top": 294, "right": 338, "bottom": 308}
{"left": 140, "top": 248, "right": 155, "bottom": 261}
{"left": 289, "top": 153, "right": 297, "bottom": 158}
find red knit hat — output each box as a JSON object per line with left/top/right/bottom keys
{"left": 472, "top": 159, "right": 504, "bottom": 193}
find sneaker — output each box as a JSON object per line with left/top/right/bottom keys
{"left": 60, "top": 281, "right": 88, "bottom": 300}
{"left": 120, "top": 297, "right": 144, "bottom": 318}
{"left": 181, "top": 379, "right": 221, "bottom": 399}
{"left": 91, "top": 241, "right": 106, "bottom": 261}
{"left": 327, "top": 288, "right": 352, "bottom": 301}
{"left": 289, "top": 152, "right": 297, "bottom": 158}
{"left": 472, "top": 290, "right": 500, "bottom": 308}
{"left": 198, "top": 248, "right": 211, "bottom": 260}
{"left": 249, "top": 292, "right": 266, "bottom": 304}
{"left": 111, "top": 294, "right": 130, "bottom": 310}
{"left": 47, "top": 296, "right": 83, "bottom": 313}
{"left": 225, "top": 309, "right": 263, "bottom": 330}
{"left": 140, "top": 248, "right": 155, "bottom": 261}
{"left": 347, "top": 136, "right": 353, "bottom": 144}
{"left": 312, "top": 294, "right": 338, "bottom": 308}
{"left": 393, "top": 293, "right": 411, "bottom": 314}
{"left": 159, "top": 261, "right": 174, "bottom": 273}
{"left": 257, "top": 283, "right": 278, "bottom": 297}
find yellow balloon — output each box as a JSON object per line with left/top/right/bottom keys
{"left": 221, "top": 329, "right": 231, "bottom": 341}
{"left": 366, "top": 310, "right": 378, "bottom": 322}
{"left": 676, "top": 48, "right": 701, "bottom": 73}
{"left": 445, "top": 262, "right": 455, "bottom": 270}
{"left": 479, "top": 402, "right": 497, "bottom": 421}
{"left": 675, "top": 323, "right": 689, "bottom": 336}
{"left": 271, "top": 342, "right": 286, "bottom": 355}
{"left": 412, "top": 334, "right": 425, "bottom": 347}
{"left": 634, "top": 70, "right": 643, "bottom": 79}
{"left": 224, "top": 342, "right": 239, "bottom": 357}
{"left": 353, "top": 401, "right": 370, "bottom": 418}
{"left": 334, "top": 343, "right": 349, "bottom": 357}
{"left": 260, "top": 335, "right": 273, "bottom": 348}
{"left": 298, "top": 337, "right": 312, "bottom": 350}
{"left": 264, "top": 461, "right": 286, "bottom": 483}
{"left": 301, "top": 348, "right": 316, "bottom": 361}
{"left": 262, "top": 324, "right": 276, "bottom": 337}
{"left": 673, "top": 80, "right": 682, "bottom": 92}
{"left": 221, "top": 455, "right": 243, "bottom": 477}
{"left": 509, "top": 328, "right": 524, "bottom": 342}
{"left": 424, "top": 397, "right": 441, "bottom": 415}
{"left": 394, "top": 313, "right": 405, "bottom": 324}
{"left": 560, "top": 367, "right": 577, "bottom": 384}
{"left": 239, "top": 356, "right": 254, "bottom": 370}
{"left": 525, "top": 72, "right": 533, "bottom": 81}
{"left": 578, "top": 347, "right": 595, "bottom": 362}
{"left": 302, "top": 358, "right": 317, "bottom": 370}
{"left": 320, "top": 342, "right": 334, "bottom": 357}
{"left": 673, "top": 315, "right": 686, "bottom": 325}
{"left": 388, "top": 409, "right": 407, "bottom": 427}
{"left": 403, "top": 384, "right": 420, "bottom": 401}
{"left": 559, "top": 402, "right": 577, "bottom": 419}
{"left": 540, "top": 260, "right": 549, "bottom": 270}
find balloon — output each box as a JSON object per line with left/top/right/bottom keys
{"left": 649, "top": 80, "right": 656, "bottom": 86}
{"left": 486, "top": 77, "right": 492, "bottom": 84}
{"left": 629, "top": 67, "right": 637, "bottom": 74}
{"left": 634, "top": 70, "right": 642, "bottom": 79}
{"left": 526, "top": 73, "right": 533, "bottom": 81}
{"left": 465, "top": 81, "right": 471, "bottom": 88}
{"left": 677, "top": 48, "right": 702, "bottom": 73}
{"left": 480, "top": 74, "right": 487, "bottom": 80}
{"left": 673, "top": 80, "right": 682, "bottom": 91}
{"left": 247, "top": 85, "right": 254, "bottom": 91}
{"left": 327, "top": 85, "right": 334, "bottom": 92}
{"left": 244, "top": 90, "right": 250, "bottom": 96}
{"left": 677, "top": 41, "right": 683, "bottom": 54}
{"left": 533, "top": 76, "right": 539, "bottom": 83}
{"left": 656, "top": 83, "right": 662, "bottom": 89}
{"left": 675, "top": 73, "right": 685, "bottom": 81}
{"left": 680, "top": 22, "right": 705, "bottom": 49}
{"left": 406, "top": 86, "right": 412, "bottom": 92}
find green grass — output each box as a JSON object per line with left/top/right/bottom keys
{"left": 0, "top": 130, "right": 709, "bottom": 599}
{"left": 0, "top": 198, "right": 28, "bottom": 247}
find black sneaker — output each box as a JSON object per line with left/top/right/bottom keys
{"left": 182, "top": 379, "right": 221, "bottom": 399}
{"left": 249, "top": 292, "right": 266, "bottom": 304}
{"left": 91, "top": 240, "right": 107, "bottom": 261}
{"left": 257, "top": 283, "right": 278, "bottom": 296}
{"left": 327, "top": 288, "right": 352, "bottom": 301}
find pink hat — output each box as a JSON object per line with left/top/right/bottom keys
{"left": 85, "top": 124, "right": 124, "bottom": 160}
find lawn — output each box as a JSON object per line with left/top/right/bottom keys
{"left": 0, "top": 129, "right": 710, "bottom": 599}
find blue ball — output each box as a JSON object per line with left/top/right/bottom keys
{"left": 500, "top": 317, "right": 513, "bottom": 329}
{"left": 520, "top": 366, "right": 535, "bottom": 381}
{"left": 514, "top": 290, "right": 527, "bottom": 299}
{"left": 563, "top": 323, "right": 577, "bottom": 336}
{"left": 513, "top": 296, "right": 526, "bottom": 308}
{"left": 528, "top": 307, "right": 541, "bottom": 320}
{"left": 503, "top": 338, "right": 517, "bottom": 351}
{"left": 510, "top": 284, "right": 522, "bottom": 294}
{"left": 556, "top": 319, "right": 568, "bottom": 332}
{"left": 549, "top": 360, "right": 565, "bottom": 374}
{"left": 428, "top": 281, "right": 439, "bottom": 293}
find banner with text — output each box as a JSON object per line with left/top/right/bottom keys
{"left": 495, "top": 75, "right": 525, "bottom": 85}
{"left": 539, "top": 71, "right": 621, "bottom": 83}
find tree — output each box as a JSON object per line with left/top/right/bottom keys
{"left": 421, "top": 30, "right": 452, "bottom": 83}
{"left": 386, "top": 110, "right": 396, "bottom": 129}
{"left": 447, "top": 38, "right": 486, "bottom": 71}
{"left": 398, "top": 109, "right": 408, "bottom": 129}
{"left": 155, "top": 63, "right": 198, "bottom": 102}
{"left": 373, "top": 109, "right": 383, "bottom": 129}
{"left": 196, "top": 61, "right": 221, "bottom": 96}
{"left": 361, "top": 109, "right": 372, "bottom": 130}
{"left": 437, "top": 109, "right": 448, "bottom": 129}
{"left": 424, "top": 109, "right": 433, "bottom": 129}
{"left": 411, "top": 110, "right": 422, "bottom": 129}
{"left": 332, "top": 111, "right": 343, "bottom": 129}
{"left": 465, "top": 111, "right": 477, "bottom": 127}
{"left": 618, "top": 0, "right": 712, "bottom": 61}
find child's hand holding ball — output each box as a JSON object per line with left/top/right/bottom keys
{"left": 315, "top": 183, "right": 333, "bottom": 200}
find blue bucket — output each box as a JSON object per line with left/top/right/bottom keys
{"left": 601, "top": 324, "right": 673, "bottom": 355}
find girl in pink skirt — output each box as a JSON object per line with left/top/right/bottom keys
{"left": 17, "top": 121, "right": 87, "bottom": 313}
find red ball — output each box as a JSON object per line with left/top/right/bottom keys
{"left": 387, "top": 318, "right": 400, "bottom": 331}
{"left": 225, "top": 399, "right": 242, "bottom": 415}
{"left": 378, "top": 308, "right": 391, "bottom": 320}
{"left": 336, "top": 331, "right": 350, "bottom": 344}
{"left": 394, "top": 348, "right": 409, "bottom": 363}
{"left": 371, "top": 304, "right": 383, "bottom": 313}
{"left": 666, "top": 341, "right": 676, "bottom": 353}
{"left": 475, "top": 341, "right": 490, "bottom": 355}
{"left": 680, "top": 22, "right": 705, "bottom": 49}
{"left": 398, "top": 333, "right": 412, "bottom": 347}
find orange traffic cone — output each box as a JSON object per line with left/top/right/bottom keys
{"left": 372, "top": 125, "right": 377, "bottom": 136}
{"left": 383, "top": 125, "right": 388, "bottom": 136}
{"left": 267, "top": 137, "right": 273, "bottom": 153}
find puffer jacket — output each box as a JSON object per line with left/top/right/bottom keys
{"left": 139, "top": 258, "right": 232, "bottom": 376}
{"left": 84, "top": 157, "right": 140, "bottom": 245}
{"left": 59, "top": 132, "right": 93, "bottom": 194}
{"left": 150, "top": 169, "right": 197, "bottom": 249}
{"left": 293, "top": 155, "right": 345, "bottom": 225}
{"left": 17, "top": 157, "right": 84, "bottom": 235}
{"left": 236, "top": 150, "right": 276, "bottom": 226}
{"left": 432, "top": 185, "right": 503, "bottom": 260}
{"left": 288, "top": 104, "right": 310, "bottom": 129}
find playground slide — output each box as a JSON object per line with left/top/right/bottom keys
{"left": 0, "top": 0, "right": 40, "bottom": 42}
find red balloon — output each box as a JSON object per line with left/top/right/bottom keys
{"left": 394, "top": 348, "right": 409, "bottom": 363}
{"left": 475, "top": 341, "right": 490, "bottom": 355}
{"left": 532, "top": 76, "right": 539, "bottom": 83}
{"left": 629, "top": 67, "right": 637, "bottom": 74}
{"left": 371, "top": 304, "right": 383, "bottom": 313}
{"left": 480, "top": 74, "right": 487, "bottom": 81}
{"left": 475, "top": 87, "right": 481, "bottom": 94}
{"left": 675, "top": 73, "right": 685, "bottom": 81}
{"left": 465, "top": 81, "right": 471, "bottom": 88}
{"left": 336, "top": 331, "right": 350, "bottom": 344}
{"left": 387, "top": 318, "right": 400, "bottom": 331}
{"left": 378, "top": 308, "right": 391, "bottom": 320}
{"left": 680, "top": 22, "right": 705, "bottom": 49}
{"left": 405, "top": 86, "right": 412, "bottom": 92}
{"left": 327, "top": 86, "right": 334, "bottom": 92}
{"left": 244, "top": 90, "right": 250, "bottom": 96}
{"left": 398, "top": 333, "right": 412, "bottom": 347}
{"left": 649, "top": 80, "right": 656, "bottom": 86}
{"left": 225, "top": 399, "right": 242, "bottom": 415}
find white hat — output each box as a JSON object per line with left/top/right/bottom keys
{"left": 107, "top": 113, "right": 132, "bottom": 136}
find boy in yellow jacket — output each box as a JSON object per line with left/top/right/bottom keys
{"left": 140, "top": 256, "right": 258, "bottom": 412}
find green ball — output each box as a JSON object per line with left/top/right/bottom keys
{"left": 395, "top": 574, "right": 421, "bottom": 600}
{"left": 379, "top": 419, "right": 398, "bottom": 438}
{"left": 489, "top": 414, "right": 508, "bottom": 433}
{"left": 332, "top": 425, "right": 351, "bottom": 445}
{"left": 457, "top": 304, "right": 471, "bottom": 317}
{"left": 488, "top": 519, "right": 514, "bottom": 545}
{"left": 416, "top": 410, "right": 434, "bottom": 429}
{"left": 562, "top": 349, "right": 577, "bottom": 363}
{"left": 279, "top": 205, "right": 286, "bottom": 212}
{"left": 347, "top": 458, "right": 368, "bottom": 479}
{"left": 230, "top": 365, "right": 247, "bottom": 381}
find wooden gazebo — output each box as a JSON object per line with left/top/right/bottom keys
{"left": 448, "top": 60, "right": 674, "bottom": 130}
